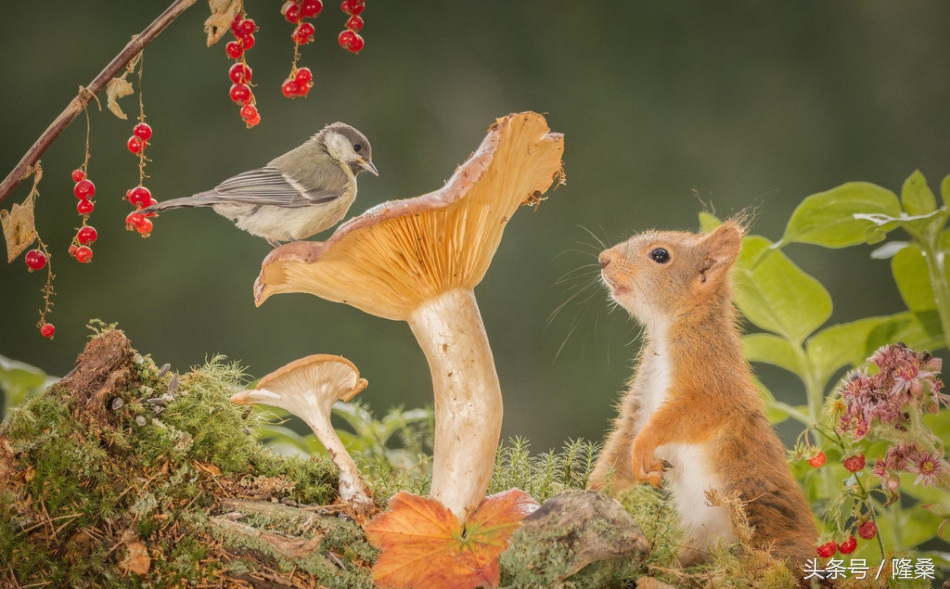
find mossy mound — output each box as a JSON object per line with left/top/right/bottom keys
{"left": 0, "top": 327, "right": 376, "bottom": 588}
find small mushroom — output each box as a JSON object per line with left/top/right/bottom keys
{"left": 231, "top": 354, "right": 373, "bottom": 513}
{"left": 253, "top": 112, "right": 564, "bottom": 523}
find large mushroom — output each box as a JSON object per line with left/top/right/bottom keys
{"left": 253, "top": 112, "right": 565, "bottom": 523}
{"left": 231, "top": 354, "right": 374, "bottom": 513}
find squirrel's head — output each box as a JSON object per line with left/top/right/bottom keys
{"left": 599, "top": 221, "right": 744, "bottom": 328}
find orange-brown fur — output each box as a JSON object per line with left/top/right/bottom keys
{"left": 589, "top": 221, "right": 817, "bottom": 566}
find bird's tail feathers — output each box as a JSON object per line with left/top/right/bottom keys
{"left": 140, "top": 192, "right": 222, "bottom": 214}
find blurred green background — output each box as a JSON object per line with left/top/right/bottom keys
{"left": 1, "top": 1, "right": 948, "bottom": 451}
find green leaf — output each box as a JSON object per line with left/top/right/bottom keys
{"left": 733, "top": 236, "right": 832, "bottom": 344}
{"left": 892, "top": 243, "right": 934, "bottom": 311}
{"left": 942, "top": 175, "right": 950, "bottom": 205}
{"left": 865, "top": 310, "right": 945, "bottom": 353}
{"left": 698, "top": 212, "right": 721, "bottom": 233}
{"left": 890, "top": 230, "right": 950, "bottom": 314}
{"left": 805, "top": 316, "right": 895, "bottom": 388}
{"left": 901, "top": 170, "right": 937, "bottom": 216}
{"left": 742, "top": 333, "right": 804, "bottom": 377}
{"left": 781, "top": 182, "right": 901, "bottom": 248}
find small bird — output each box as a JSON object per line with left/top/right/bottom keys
{"left": 142, "top": 122, "right": 377, "bottom": 246}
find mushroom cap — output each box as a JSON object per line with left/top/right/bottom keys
{"left": 253, "top": 111, "right": 565, "bottom": 320}
{"left": 230, "top": 354, "right": 367, "bottom": 416}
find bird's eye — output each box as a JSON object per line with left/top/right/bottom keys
{"left": 650, "top": 248, "right": 670, "bottom": 263}
{"left": 353, "top": 144, "right": 362, "bottom": 153}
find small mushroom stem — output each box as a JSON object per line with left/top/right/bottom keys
{"left": 407, "top": 288, "right": 503, "bottom": 523}
{"left": 297, "top": 409, "right": 374, "bottom": 511}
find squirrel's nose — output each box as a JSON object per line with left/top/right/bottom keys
{"left": 599, "top": 253, "right": 610, "bottom": 268}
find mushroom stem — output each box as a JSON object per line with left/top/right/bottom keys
{"left": 296, "top": 407, "right": 374, "bottom": 511}
{"left": 407, "top": 288, "right": 503, "bottom": 523}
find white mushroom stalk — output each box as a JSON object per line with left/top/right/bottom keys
{"left": 230, "top": 354, "right": 374, "bottom": 513}
{"left": 253, "top": 112, "right": 565, "bottom": 523}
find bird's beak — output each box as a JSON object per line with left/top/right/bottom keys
{"left": 357, "top": 158, "right": 379, "bottom": 176}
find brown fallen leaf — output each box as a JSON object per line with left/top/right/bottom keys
{"left": 204, "top": 0, "right": 243, "bottom": 47}
{"left": 121, "top": 540, "right": 151, "bottom": 575}
{"left": 365, "top": 489, "right": 538, "bottom": 589}
{"left": 106, "top": 77, "right": 134, "bottom": 120}
{"left": 1, "top": 192, "right": 38, "bottom": 263}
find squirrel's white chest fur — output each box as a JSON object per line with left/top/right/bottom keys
{"left": 637, "top": 330, "right": 736, "bottom": 551}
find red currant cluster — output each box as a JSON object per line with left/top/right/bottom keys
{"left": 225, "top": 13, "right": 261, "bottom": 127}
{"left": 127, "top": 122, "right": 152, "bottom": 155}
{"left": 338, "top": 0, "right": 366, "bottom": 53}
{"left": 124, "top": 119, "right": 157, "bottom": 238}
{"left": 125, "top": 186, "right": 155, "bottom": 237}
{"left": 280, "top": 0, "right": 321, "bottom": 99}
{"left": 70, "top": 169, "right": 97, "bottom": 263}
{"left": 282, "top": 0, "right": 322, "bottom": 42}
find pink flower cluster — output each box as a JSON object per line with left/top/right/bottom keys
{"left": 839, "top": 343, "right": 946, "bottom": 438}
{"left": 837, "top": 343, "right": 949, "bottom": 489}
{"left": 873, "top": 442, "right": 948, "bottom": 488}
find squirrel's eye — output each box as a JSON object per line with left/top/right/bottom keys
{"left": 353, "top": 143, "right": 362, "bottom": 152}
{"left": 650, "top": 248, "right": 670, "bottom": 264}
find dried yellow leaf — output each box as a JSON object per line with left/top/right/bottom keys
{"left": 1, "top": 193, "right": 38, "bottom": 263}
{"left": 106, "top": 76, "right": 134, "bottom": 120}
{"left": 204, "top": 0, "right": 243, "bottom": 47}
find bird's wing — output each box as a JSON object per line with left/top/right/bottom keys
{"left": 209, "top": 166, "right": 341, "bottom": 208}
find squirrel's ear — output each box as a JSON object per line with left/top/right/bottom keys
{"left": 698, "top": 222, "right": 742, "bottom": 283}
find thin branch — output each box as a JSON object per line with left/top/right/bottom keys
{"left": 0, "top": 0, "right": 199, "bottom": 206}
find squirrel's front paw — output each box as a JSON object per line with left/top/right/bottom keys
{"left": 630, "top": 441, "right": 665, "bottom": 487}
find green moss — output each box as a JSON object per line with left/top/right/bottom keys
{"left": 0, "top": 329, "right": 351, "bottom": 586}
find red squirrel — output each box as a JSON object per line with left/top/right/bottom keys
{"left": 588, "top": 221, "right": 817, "bottom": 566}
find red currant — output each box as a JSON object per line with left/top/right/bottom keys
{"left": 338, "top": 29, "right": 364, "bottom": 53}
{"left": 838, "top": 536, "right": 857, "bottom": 555}
{"left": 73, "top": 245, "right": 93, "bottom": 264}
{"left": 239, "top": 18, "right": 257, "bottom": 37}
{"left": 295, "top": 67, "right": 313, "bottom": 84}
{"left": 126, "top": 212, "right": 153, "bottom": 236}
{"left": 77, "top": 198, "right": 94, "bottom": 215}
{"left": 241, "top": 34, "right": 256, "bottom": 50}
{"left": 807, "top": 451, "right": 826, "bottom": 468}
{"left": 136, "top": 218, "right": 153, "bottom": 237}
{"left": 283, "top": 2, "right": 301, "bottom": 24}
{"left": 346, "top": 15, "right": 364, "bottom": 31}
{"left": 133, "top": 123, "right": 153, "bottom": 140}
{"left": 40, "top": 323, "right": 55, "bottom": 338}
{"left": 128, "top": 135, "right": 146, "bottom": 154}
{"left": 230, "top": 14, "right": 244, "bottom": 37}
{"left": 240, "top": 104, "right": 261, "bottom": 127}
{"left": 74, "top": 179, "right": 96, "bottom": 199}
{"left": 816, "top": 540, "right": 837, "bottom": 558}
{"left": 340, "top": 0, "right": 364, "bottom": 16}
{"left": 127, "top": 186, "right": 153, "bottom": 208}
{"left": 76, "top": 225, "right": 98, "bottom": 245}
{"left": 293, "top": 22, "right": 316, "bottom": 44}
{"left": 71, "top": 169, "right": 86, "bottom": 182}
{"left": 25, "top": 249, "right": 47, "bottom": 271}
{"left": 228, "top": 63, "right": 253, "bottom": 84}
{"left": 300, "top": 0, "right": 323, "bottom": 17}
{"left": 857, "top": 521, "right": 877, "bottom": 540}
{"left": 240, "top": 103, "right": 258, "bottom": 119}
{"left": 338, "top": 29, "right": 356, "bottom": 49}
{"left": 230, "top": 83, "right": 252, "bottom": 105}
{"left": 226, "top": 41, "right": 244, "bottom": 59}
{"left": 282, "top": 78, "right": 301, "bottom": 98}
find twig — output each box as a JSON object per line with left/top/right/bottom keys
{"left": 0, "top": 0, "right": 198, "bottom": 206}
